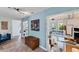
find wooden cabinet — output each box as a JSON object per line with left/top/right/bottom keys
{"left": 66, "top": 44, "right": 79, "bottom": 52}
{"left": 65, "top": 38, "right": 79, "bottom": 52}
{"left": 66, "top": 44, "right": 72, "bottom": 52}
{"left": 25, "top": 36, "right": 39, "bottom": 50}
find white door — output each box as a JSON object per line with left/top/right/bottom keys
{"left": 12, "top": 20, "right": 21, "bottom": 39}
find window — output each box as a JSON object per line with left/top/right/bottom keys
{"left": 58, "top": 23, "right": 64, "bottom": 30}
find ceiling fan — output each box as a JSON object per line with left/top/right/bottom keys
{"left": 8, "top": 7, "right": 32, "bottom": 15}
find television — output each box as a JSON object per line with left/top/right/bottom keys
{"left": 74, "top": 28, "right": 79, "bottom": 44}
{"left": 74, "top": 28, "right": 79, "bottom": 31}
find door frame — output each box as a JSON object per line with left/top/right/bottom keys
{"left": 46, "top": 13, "right": 67, "bottom": 51}
{"left": 46, "top": 16, "right": 52, "bottom": 52}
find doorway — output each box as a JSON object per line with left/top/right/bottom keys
{"left": 22, "top": 20, "right": 29, "bottom": 37}
{"left": 12, "top": 20, "right": 21, "bottom": 39}
{"left": 46, "top": 14, "right": 65, "bottom": 52}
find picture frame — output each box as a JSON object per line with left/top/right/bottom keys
{"left": 31, "top": 19, "right": 40, "bottom": 31}
{"left": 1, "top": 21, "right": 8, "bottom": 30}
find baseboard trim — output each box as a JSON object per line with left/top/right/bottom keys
{"left": 39, "top": 45, "right": 47, "bottom": 51}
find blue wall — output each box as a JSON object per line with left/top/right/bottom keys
{"left": 26, "top": 7, "right": 79, "bottom": 48}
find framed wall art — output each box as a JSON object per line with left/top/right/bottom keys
{"left": 31, "top": 19, "right": 40, "bottom": 31}
{"left": 1, "top": 21, "right": 8, "bottom": 30}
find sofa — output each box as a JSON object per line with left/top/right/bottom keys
{"left": 0, "top": 33, "right": 11, "bottom": 43}
{"left": 25, "top": 36, "right": 39, "bottom": 50}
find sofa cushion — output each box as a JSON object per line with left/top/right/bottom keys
{"left": 2, "top": 34, "right": 7, "bottom": 38}
{"left": 0, "top": 33, "right": 11, "bottom": 43}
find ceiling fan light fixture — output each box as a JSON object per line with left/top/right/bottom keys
{"left": 20, "top": 11, "right": 32, "bottom": 16}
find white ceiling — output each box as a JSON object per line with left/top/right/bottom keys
{"left": 0, "top": 7, "right": 49, "bottom": 20}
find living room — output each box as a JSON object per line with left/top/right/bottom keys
{"left": 0, "top": 7, "right": 48, "bottom": 52}
{"left": 0, "top": 7, "right": 79, "bottom": 52}
{"left": 1, "top": 0, "right": 79, "bottom": 59}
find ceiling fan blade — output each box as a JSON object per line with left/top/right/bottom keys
{"left": 8, "top": 7, "right": 31, "bottom": 15}
{"left": 8, "top": 7, "right": 20, "bottom": 12}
